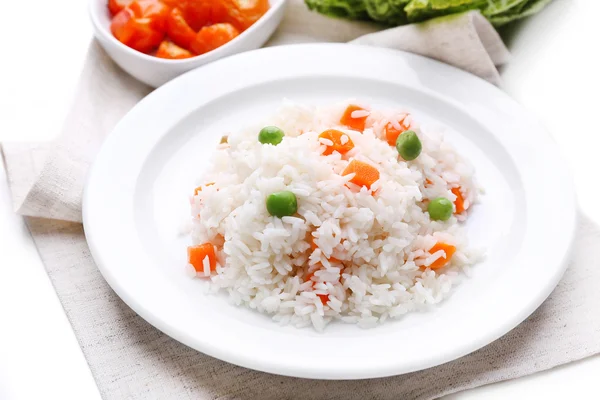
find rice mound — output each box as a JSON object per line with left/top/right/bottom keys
{"left": 188, "top": 101, "right": 481, "bottom": 331}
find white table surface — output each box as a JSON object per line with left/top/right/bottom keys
{"left": 0, "top": 0, "right": 598, "bottom": 398}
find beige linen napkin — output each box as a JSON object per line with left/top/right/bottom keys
{"left": 4, "top": 4, "right": 598, "bottom": 400}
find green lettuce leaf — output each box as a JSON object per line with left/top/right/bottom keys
{"left": 305, "top": 0, "right": 370, "bottom": 20}
{"left": 404, "top": 0, "right": 487, "bottom": 22}
{"left": 488, "top": 0, "right": 553, "bottom": 25}
{"left": 304, "top": 0, "right": 553, "bottom": 27}
{"left": 364, "top": 0, "right": 410, "bottom": 24}
{"left": 483, "top": 0, "right": 529, "bottom": 17}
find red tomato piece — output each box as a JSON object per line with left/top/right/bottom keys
{"left": 190, "top": 23, "right": 239, "bottom": 55}
{"left": 156, "top": 40, "right": 194, "bottom": 59}
{"left": 222, "top": 0, "right": 269, "bottom": 31}
{"left": 110, "top": 0, "right": 170, "bottom": 53}
{"left": 166, "top": 7, "right": 197, "bottom": 50}
{"left": 111, "top": 7, "right": 165, "bottom": 53}
{"left": 128, "top": 0, "right": 171, "bottom": 31}
{"left": 108, "top": 0, "right": 132, "bottom": 15}
{"left": 186, "top": 1, "right": 221, "bottom": 31}
{"left": 164, "top": 0, "right": 225, "bottom": 31}
{"left": 111, "top": 7, "right": 135, "bottom": 40}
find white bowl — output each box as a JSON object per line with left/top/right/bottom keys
{"left": 89, "top": 0, "right": 287, "bottom": 87}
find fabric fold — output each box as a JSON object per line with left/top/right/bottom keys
{"left": 351, "top": 12, "right": 510, "bottom": 84}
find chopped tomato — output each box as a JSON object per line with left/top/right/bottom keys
{"left": 222, "top": 0, "right": 270, "bottom": 31}
{"left": 384, "top": 117, "right": 410, "bottom": 146}
{"left": 191, "top": 23, "right": 239, "bottom": 55}
{"left": 163, "top": 0, "right": 227, "bottom": 31}
{"left": 111, "top": 7, "right": 165, "bottom": 53}
{"left": 110, "top": 0, "right": 268, "bottom": 57}
{"left": 451, "top": 187, "right": 466, "bottom": 214}
{"left": 340, "top": 105, "right": 368, "bottom": 132}
{"left": 156, "top": 40, "right": 194, "bottom": 59}
{"left": 166, "top": 7, "right": 197, "bottom": 50}
{"left": 128, "top": 0, "right": 171, "bottom": 31}
{"left": 108, "top": 0, "right": 132, "bottom": 15}
{"left": 188, "top": 243, "right": 217, "bottom": 274}
{"left": 180, "top": 1, "right": 213, "bottom": 30}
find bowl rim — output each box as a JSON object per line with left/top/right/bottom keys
{"left": 88, "top": 0, "right": 287, "bottom": 65}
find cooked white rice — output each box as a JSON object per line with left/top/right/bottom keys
{"left": 188, "top": 100, "right": 482, "bottom": 331}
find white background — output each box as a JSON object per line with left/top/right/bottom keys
{"left": 0, "top": 0, "right": 598, "bottom": 398}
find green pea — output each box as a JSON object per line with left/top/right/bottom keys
{"left": 396, "top": 130, "right": 422, "bottom": 161}
{"left": 428, "top": 197, "right": 453, "bottom": 221}
{"left": 266, "top": 191, "right": 298, "bottom": 218}
{"left": 258, "top": 126, "right": 285, "bottom": 145}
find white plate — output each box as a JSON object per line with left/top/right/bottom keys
{"left": 83, "top": 44, "right": 576, "bottom": 379}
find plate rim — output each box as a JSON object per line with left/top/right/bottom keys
{"left": 83, "top": 43, "right": 577, "bottom": 379}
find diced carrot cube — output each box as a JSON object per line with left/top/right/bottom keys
{"left": 384, "top": 117, "right": 410, "bottom": 146}
{"left": 342, "top": 160, "right": 380, "bottom": 190}
{"left": 340, "top": 105, "right": 368, "bottom": 132}
{"left": 317, "top": 293, "right": 330, "bottom": 304}
{"left": 451, "top": 187, "right": 466, "bottom": 214}
{"left": 319, "top": 129, "right": 355, "bottom": 156}
{"left": 188, "top": 243, "right": 217, "bottom": 274}
{"left": 304, "top": 266, "right": 331, "bottom": 305}
{"left": 427, "top": 242, "right": 456, "bottom": 270}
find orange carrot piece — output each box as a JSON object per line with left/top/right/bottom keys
{"left": 340, "top": 105, "right": 368, "bottom": 132}
{"left": 451, "top": 187, "right": 466, "bottom": 214}
{"left": 384, "top": 117, "right": 410, "bottom": 146}
{"left": 309, "top": 236, "right": 340, "bottom": 262}
{"left": 193, "top": 182, "right": 215, "bottom": 195}
{"left": 188, "top": 243, "right": 217, "bottom": 273}
{"left": 317, "top": 294, "right": 330, "bottom": 304}
{"left": 304, "top": 269, "right": 316, "bottom": 282}
{"left": 304, "top": 268, "right": 331, "bottom": 304}
{"left": 319, "top": 129, "right": 355, "bottom": 156}
{"left": 342, "top": 160, "right": 380, "bottom": 190}
{"left": 428, "top": 242, "right": 456, "bottom": 270}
